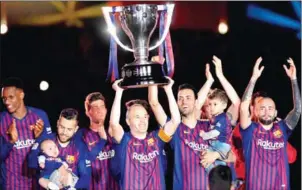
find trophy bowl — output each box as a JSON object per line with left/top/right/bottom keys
{"left": 102, "top": 4, "right": 175, "bottom": 88}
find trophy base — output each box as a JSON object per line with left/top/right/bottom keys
{"left": 120, "top": 62, "right": 168, "bottom": 88}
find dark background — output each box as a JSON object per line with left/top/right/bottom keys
{"left": 1, "top": 1, "right": 300, "bottom": 189}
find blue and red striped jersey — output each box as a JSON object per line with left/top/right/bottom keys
{"left": 0, "top": 107, "right": 52, "bottom": 190}
{"left": 240, "top": 121, "right": 291, "bottom": 190}
{"left": 110, "top": 130, "right": 167, "bottom": 190}
{"left": 78, "top": 127, "right": 120, "bottom": 190}
{"left": 170, "top": 120, "right": 210, "bottom": 190}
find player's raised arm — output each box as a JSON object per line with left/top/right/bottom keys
{"left": 109, "top": 79, "right": 125, "bottom": 144}
{"left": 212, "top": 56, "right": 241, "bottom": 125}
{"left": 283, "top": 58, "right": 301, "bottom": 130}
{"left": 148, "top": 85, "right": 168, "bottom": 127}
{"left": 240, "top": 57, "right": 264, "bottom": 129}
{"left": 161, "top": 77, "right": 181, "bottom": 137}
{"left": 196, "top": 64, "right": 214, "bottom": 113}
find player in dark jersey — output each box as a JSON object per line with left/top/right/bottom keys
{"left": 0, "top": 77, "right": 52, "bottom": 190}
{"left": 28, "top": 108, "right": 92, "bottom": 189}
{"left": 150, "top": 56, "right": 238, "bottom": 190}
{"left": 109, "top": 77, "right": 181, "bottom": 190}
{"left": 240, "top": 57, "right": 301, "bottom": 190}
{"left": 76, "top": 92, "right": 119, "bottom": 190}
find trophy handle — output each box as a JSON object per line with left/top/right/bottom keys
{"left": 102, "top": 6, "right": 135, "bottom": 52}
{"left": 149, "top": 4, "right": 175, "bottom": 51}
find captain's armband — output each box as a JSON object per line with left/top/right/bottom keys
{"left": 158, "top": 128, "right": 172, "bottom": 143}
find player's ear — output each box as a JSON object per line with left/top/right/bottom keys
{"left": 126, "top": 118, "right": 130, "bottom": 126}
{"left": 274, "top": 110, "right": 278, "bottom": 118}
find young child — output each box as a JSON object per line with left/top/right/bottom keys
{"left": 199, "top": 89, "right": 232, "bottom": 173}
{"left": 38, "top": 139, "right": 78, "bottom": 190}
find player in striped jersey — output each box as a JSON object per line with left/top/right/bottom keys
{"left": 28, "top": 108, "right": 92, "bottom": 189}
{"left": 240, "top": 57, "right": 301, "bottom": 190}
{"left": 75, "top": 92, "right": 119, "bottom": 190}
{"left": 0, "top": 77, "right": 52, "bottom": 190}
{"left": 109, "top": 77, "right": 181, "bottom": 190}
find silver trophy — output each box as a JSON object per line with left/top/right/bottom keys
{"left": 102, "top": 4, "right": 175, "bottom": 88}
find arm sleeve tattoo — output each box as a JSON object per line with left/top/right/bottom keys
{"left": 285, "top": 79, "right": 301, "bottom": 130}
{"left": 242, "top": 80, "right": 256, "bottom": 102}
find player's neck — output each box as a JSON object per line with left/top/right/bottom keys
{"left": 57, "top": 137, "right": 71, "bottom": 148}
{"left": 90, "top": 122, "right": 105, "bottom": 132}
{"left": 182, "top": 113, "right": 197, "bottom": 129}
{"left": 131, "top": 131, "right": 147, "bottom": 140}
{"left": 12, "top": 104, "right": 27, "bottom": 119}
{"left": 260, "top": 123, "right": 273, "bottom": 130}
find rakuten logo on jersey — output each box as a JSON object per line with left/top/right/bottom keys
{"left": 97, "top": 149, "right": 115, "bottom": 160}
{"left": 132, "top": 150, "right": 159, "bottom": 163}
{"left": 184, "top": 139, "right": 208, "bottom": 151}
{"left": 14, "top": 139, "right": 35, "bottom": 149}
{"left": 257, "top": 139, "right": 284, "bottom": 150}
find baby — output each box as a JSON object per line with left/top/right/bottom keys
{"left": 38, "top": 139, "right": 78, "bottom": 190}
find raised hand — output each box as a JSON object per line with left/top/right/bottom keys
{"left": 162, "top": 76, "right": 174, "bottom": 91}
{"left": 7, "top": 119, "right": 18, "bottom": 144}
{"left": 205, "top": 63, "right": 214, "bottom": 82}
{"left": 251, "top": 57, "right": 264, "bottom": 80}
{"left": 212, "top": 55, "right": 224, "bottom": 78}
{"left": 283, "top": 57, "right": 297, "bottom": 80}
{"left": 30, "top": 119, "right": 44, "bottom": 139}
{"left": 112, "top": 78, "right": 124, "bottom": 92}
{"left": 151, "top": 56, "right": 165, "bottom": 65}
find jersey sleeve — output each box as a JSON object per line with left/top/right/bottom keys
{"left": 74, "top": 141, "right": 92, "bottom": 189}
{"left": 31, "top": 108, "right": 52, "bottom": 137}
{"left": 110, "top": 133, "right": 130, "bottom": 181}
{"left": 0, "top": 135, "right": 14, "bottom": 162}
{"left": 278, "top": 120, "right": 292, "bottom": 139}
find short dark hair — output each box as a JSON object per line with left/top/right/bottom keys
{"left": 251, "top": 91, "right": 268, "bottom": 106}
{"left": 1, "top": 77, "right": 24, "bottom": 90}
{"left": 85, "top": 92, "right": 106, "bottom": 110}
{"left": 209, "top": 165, "right": 232, "bottom": 190}
{"left": 60, "top": 108, "right": 79, "bottom": 121}
{"left": 178, "top": 83, "right": 197, "bottom": 99}
{"left": 208, "top": 88, "right": 228, "bottom": 105}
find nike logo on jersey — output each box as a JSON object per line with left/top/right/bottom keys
{"left": 88, "top": 141, "right": 97, "bottom": 146}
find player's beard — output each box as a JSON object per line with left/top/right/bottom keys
{"left": 259, "top": 117, "right": 274, "bottom": 125}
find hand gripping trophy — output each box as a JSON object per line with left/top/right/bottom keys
{"left": 102, "top": 3, "right": 175, "bottom": 88}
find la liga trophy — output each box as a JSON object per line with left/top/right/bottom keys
{"left": 102, "top": 4, "right": 175, "bottom": 88}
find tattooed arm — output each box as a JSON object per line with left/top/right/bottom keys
{"left": 240, "top": 57, "right": 264, "bottom": 129}
{"left": 283, "top": 58, "right": 301, "bottom": 130}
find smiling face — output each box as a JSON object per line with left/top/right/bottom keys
{"left": 177, "top": 89, "right": 196, "bottom": 117}
{"left": 1, "top": 86, "right": 24, "bottom": 114}
{"left": 126, "top": 104, "right": 150, "bottom": 134}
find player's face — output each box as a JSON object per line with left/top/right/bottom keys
{"left": 177, "top": 89, "right": 196, "bottom": 116}
{"left": 256, "top": 98, "right": 277, "bottom": 125}
{"left": 1, "top": 87, "right": 24, "bottom": 114}
{"left": 57, "top": 117, "right": 78, "bottom": 143}
{"left": 88, "top": 100, "right": 107, "bottom": 124}
{"left": 43, "top": 141, "right": 59, "bottom": 158}
{"left": 128, "top": 105, "right": 149, "bottom": 134}
{"left": 201, "top": 98, "right": 212, "bottom": 119}
{"left": 208, "top": 98, "right": 226, "bottom": 116}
